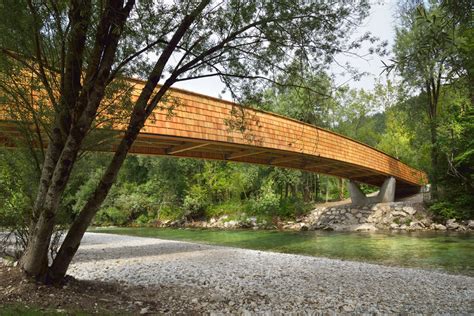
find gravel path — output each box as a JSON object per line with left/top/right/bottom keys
{"left": 69, "top": 232, "right": 473, "bottom": 314}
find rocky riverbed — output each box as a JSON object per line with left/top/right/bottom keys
{"left": 67, "top": 232, "right": 474, "bottom": 314}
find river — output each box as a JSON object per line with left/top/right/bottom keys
{"left": 96, "top": 227, "right": 474, "bottom": 276}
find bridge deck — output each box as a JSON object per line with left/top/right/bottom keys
{"left": 0, "top": 79, "right": 427, "bottom": 194}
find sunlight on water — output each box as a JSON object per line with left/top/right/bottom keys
{"left": 96, "top": 228, "right": 474, "bottom": 276}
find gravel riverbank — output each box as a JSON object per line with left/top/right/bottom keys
{"left": 68, "top": 232, "right": 473, "bottom": 314}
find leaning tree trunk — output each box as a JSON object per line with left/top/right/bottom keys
{"left": 48, "top": 0, "right": 210, "bottom": 282}
{"left": 20, "top": 124, "right": 89, "bottom": 279}
{"left": 49, "top": 118, "right": 143, "bottom": 281}
{"left": 19, "top": 0, "right": 135, "bottom": 281}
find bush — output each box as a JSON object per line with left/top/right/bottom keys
{"left": 95, "top": 206, "right": 129, "bottom": 226}
{"left": 248, "top": 179, "right": 279, "bottom": 216}
{"left": 183, "top": 185, "right": 209, "bottom": 219}
{"left": 429, "top": 194, "right": 474, "bottom": 221}
{"left": 278, "top": 197, "right": 310, "bottom": 219}
{"left": 157, "top": 204, "right": 185, "bottom": 221}
{"left": 135, "top": 214, "right": 151, "bottom": 225}
{"left": 205, "top": 201, "right": 245, "bottom": 218}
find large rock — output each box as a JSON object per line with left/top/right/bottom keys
{"left": 390, "top": 223, "right": 399, "bottom": 230}
{"left": 409, "top": 221, "right": 424, "bottom": 230}
{"left": 467, "top": 220, "right": 474, "bottom": 230}
{"left": 224, "top": 220, "right": 240, "bottom": 229}
{"left": 432, "top": 223, "right": 447, "bottom": 231}
{"left": 446, "top": 219, "right": 460, "bottom": 230}
{"left": 391, "top": 210, "right": 406, "bottom": 217}
{"left": 354, "top": 223, "right": 377, "bottom": 232}
{"left": 403, "top": 206, "right": 416, "bottom": 216}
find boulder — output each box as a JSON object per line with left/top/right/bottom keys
{"left": 354, "top": 223, "right": 377, "bottom": 232}
{"left": 391, "top": 210, "right": 406, "bottom": 217}
{"left": 468, "top": 220, "right": 474, "bottom": 230}
{"left": 300, "top": 224, "right": 309, "bottom": 231}
{"left": 224, "top": 220, "right": 239, "bottom": 229}
{"left": 403, "top": 206, "right": 416, "bottom": 215}
{"left": 390, "top": 223, "right": 399, "bottom": 230}
{"left": 433, "top": 223, "right": 447, "bottom": 231}
{"left": 446, "top": 219, "right": 460, "bottom": 230}
{"left": 409, "top": 221, "right": 424, "bottom": 230}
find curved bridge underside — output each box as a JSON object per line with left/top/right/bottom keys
{"left": 0, "top": 80, "right": 427, "bottom": 196}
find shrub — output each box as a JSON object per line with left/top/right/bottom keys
{"left": 278, "top": 197, "right": 310, "bottom": 219}
{"left": 183, "top": 185, "right": 210, "bottom": 219}
{"left": 157, "top": 204, "right": 185, "bottom": 221}
{"left": 205, "top": 201, "right": 244, "bottom": 218}
{"left": 95, "top": 206, "right": 129, "bottom": 226}
{"left": 135, "top": 214, "right": 151, "bottom": 225}
{"left": 429, "top": 199, "right": 472, "bottom": 221}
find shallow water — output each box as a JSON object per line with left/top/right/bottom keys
{"left": 96, "top": 228, "right": 474, "bottom": 276}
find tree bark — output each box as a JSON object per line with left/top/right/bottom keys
{"left": 338, "top": 178, "right": 345, "bottom": 200}
{"left": 20, "top": 0, "right": 93, "bottom": 278}
{"left": 49, "top": 0, "right": 210, "bottom": 282}
{"left": 20, "top": 0, "right": 134, "bottom": 281}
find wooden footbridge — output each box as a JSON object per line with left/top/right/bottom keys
{"left": 0, "top": 78, "right": 427, "bottom": 197}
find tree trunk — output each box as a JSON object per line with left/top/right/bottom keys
{"left": 338, "top": 178, "right": 345, "bottom": 200}
{"left": 429, "top": 120, "right": 439, "bottom": 199}
{"left": 325, "top": 179, "right": 329, "bottom": 203}
{"left": 20, "top": 129, "right": 85, "bottom": 279}
{"left": 19, "top": 0, "right": 136, "bottom": 281}
{"left": 49, "top": 125, "right": 140, "bottom": 281}
{"left": 48, "top": 0, "right": 211, "bottom": 281}
{"left": 314, "top": 174, "right": 320, "bottom": 202}
{"left": 303, "top": 173, "right": 310, "bottom": 202}
{"left": 19, "top": 208, "right": 55, "bottom": 280}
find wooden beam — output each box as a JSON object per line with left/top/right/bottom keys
{"left": 166, "top": 142, "right": 209, "bottom": 155}
{"left": 226, "top": 149, "right": 266, "bottom": 160}
{"left": 304, "top": 161, "right": 336, "bottom": 170}
{"left": 270, "top": 156, "right": 301, "bottom": 165}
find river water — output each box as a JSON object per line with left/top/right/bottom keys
{"left": 98, "top": 228, "right": 474, "bottom": 276}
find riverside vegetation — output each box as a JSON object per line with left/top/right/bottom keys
{"left": 0, "top": 0, "right": 472, "bottom": 287}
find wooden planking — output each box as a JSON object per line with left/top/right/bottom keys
{"left": 0, "top": 78, "right": 428, "bottom": 189}
{"left": 138, "top": 90, "right": 426, "bottom": 186}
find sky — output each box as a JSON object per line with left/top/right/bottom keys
{"left": 172, "top": 1, "right": 399, "bottom": 101}
{"left": 332, "top": 1, "right": 399, "bottom": 90}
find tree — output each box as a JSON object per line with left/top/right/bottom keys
{"left": 391, "top": 1, "right": 469, "bottom": 197}
{"left": 0, "top": 0, "right": 373, "bottom": 282}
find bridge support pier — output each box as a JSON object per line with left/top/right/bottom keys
{"left": 348, "top": 177, "right": 396, "bottom": 205}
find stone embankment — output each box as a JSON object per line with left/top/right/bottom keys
{"left": 160, "top": 201, "right": 474, "bottom": 232}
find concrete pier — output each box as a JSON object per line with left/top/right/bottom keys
{"left": 348, "top": 177, "right": 396, "bottom": 205}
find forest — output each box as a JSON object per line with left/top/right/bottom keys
{"left": 0, "top": 0, "right": 472, "bottom": 284}
{"left": 1, "top": 1, "right": 473, "bottom": 233}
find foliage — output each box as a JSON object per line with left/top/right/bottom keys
{"left": 0, "top": 0, "right": 473, "bottom": 283}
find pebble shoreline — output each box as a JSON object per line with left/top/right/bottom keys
{"left": 69, "top": 232, "right": 474, "bottom": 314}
